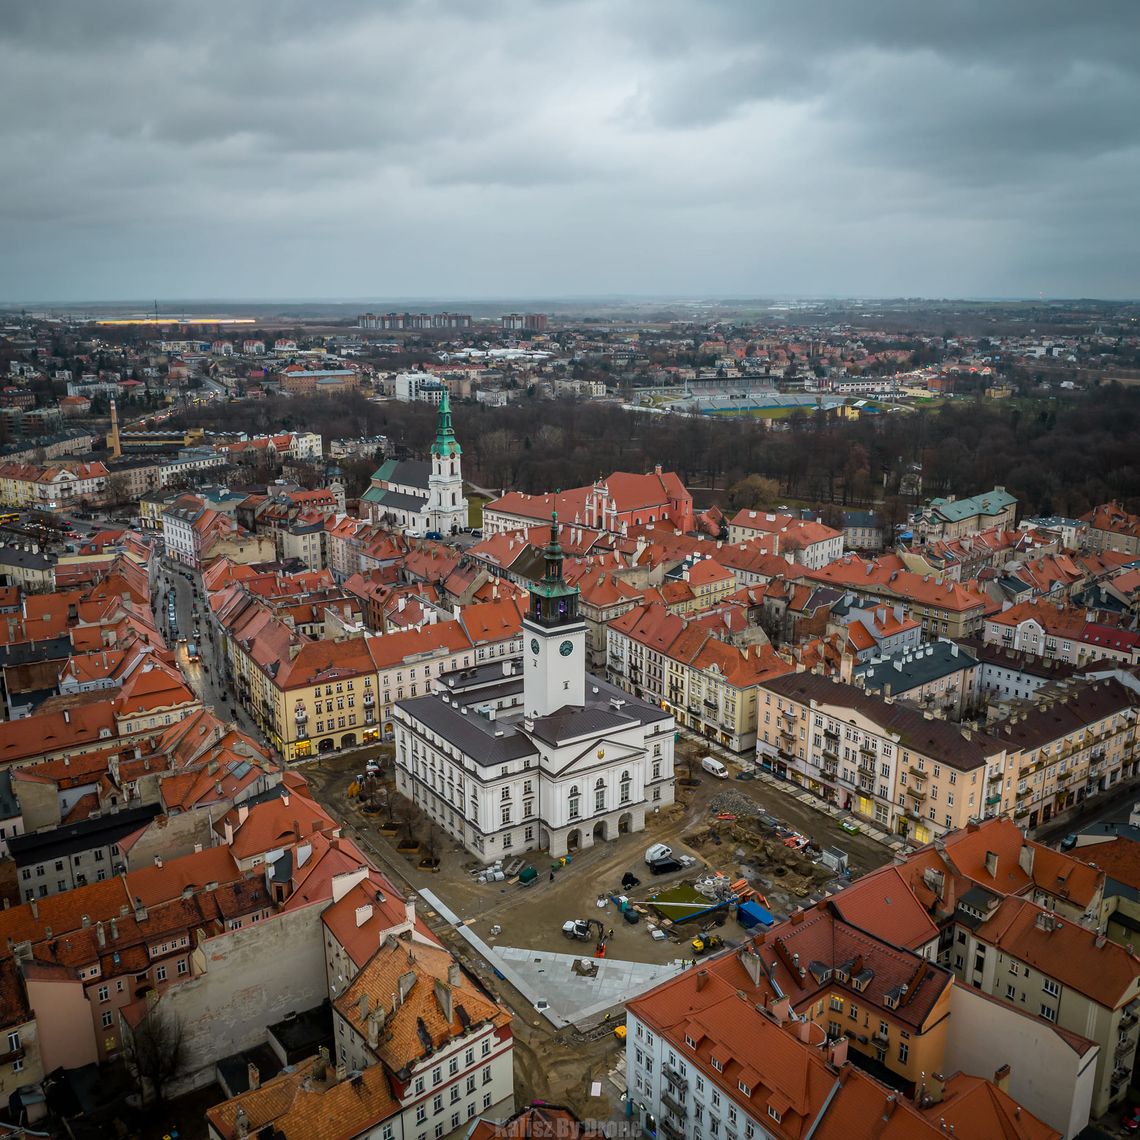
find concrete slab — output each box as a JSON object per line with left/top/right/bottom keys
{"left": 419, "top": 890, "right": 685, "bottom": 1027}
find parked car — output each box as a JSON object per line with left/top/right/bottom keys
{"left": 701, "top": 756, "right": 729, "bottom": 779}
{"left": 649, "top": 858, "right": 685, "bottom": 875}
{"left": 645, "top": 843, "right": 673, "bottom": 865}
{"left": 1059, "top": 834, "right": 1078, "bottom": 851}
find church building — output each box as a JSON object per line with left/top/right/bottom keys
{"left": 392, "top": 515, "right": 676, "bottom": 862}
{"left": 361, "top": 389, "right": 468, "bottom": 535}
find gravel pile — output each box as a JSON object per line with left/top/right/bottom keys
{"left": 709, "top": 791, "right": 765, "bottom": 818}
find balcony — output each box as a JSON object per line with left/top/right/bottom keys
{"left": 662, "top": 1064, "right": 686, "bottom": 1087}
{"left": 908, "top": 786, "right": 927, "bottom": 803}
{"left": 363, "top": 690, "right": 375, "bottom": 706}
{"left": 858, "top": 775, "right": 875, "bottom": 794}
{"left": 859, "top": 743, "right": 876, "bottom": 757}
{"left": 908, "top": 764, "right": 926, "bottom": 779}
{"left": 857, "top": 758, "right": 876, "bottom": 775}
{"left": 985, "top": 794, "right": 1002, "bottom": 807}
{"left": 821, "top": 759, "right": 839, "bottom": 777}
{"left": 704, "top": 697, "right": 718, "bottom": 710}
{"left": 660, "top": 1120, "right": 684, "bottom": 1140}
{"left": 781, "top": 708, "right": 796, "bottom": 721}
{"left": 661, "top": 1092, "right": 686, "bottom": 1117}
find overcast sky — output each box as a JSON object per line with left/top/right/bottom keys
{"left": 3, "top": 0, "right": 1138, "bottom": 303}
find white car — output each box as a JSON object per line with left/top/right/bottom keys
{"left": 645, "top": 843, "right": 673, "bottom": 865}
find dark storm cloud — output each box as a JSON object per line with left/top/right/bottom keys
{"left": 1, "top": 0, "right": 1137, "bottom": 301}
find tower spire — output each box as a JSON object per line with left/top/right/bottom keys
{"left": 431, "top": 388, "right": 461, "bottom": 458}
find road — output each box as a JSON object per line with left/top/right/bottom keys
{"left": 149, "top": 560, "right": 261, "bottom": 739}
{"left": 1035, "top": 784, "right": 1140, "bottom": 846}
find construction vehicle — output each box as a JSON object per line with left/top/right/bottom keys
{"left": 690, "top": 932, "right": 724, "bottom": 956}
{"left": 561, "top": 918, "right": 606, "bottom": 941}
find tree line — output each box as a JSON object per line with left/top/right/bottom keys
{"left": 170, "top": 385, "right": 1140, "bottom": 517}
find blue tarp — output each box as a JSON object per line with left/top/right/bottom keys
{"left": 737, "top": 900, "right": 775, "bottom": 928}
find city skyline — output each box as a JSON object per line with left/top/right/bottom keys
{"left": 2, "top": 0, "right": 1138, "bottom": 302}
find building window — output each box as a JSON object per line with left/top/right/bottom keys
{"left": 98, "top": 985, "right": 109, "bottom": 1003}
{"left": 416, "top": 1105, "right": 426, "bottom": 1125}
{"left": 483, "top": 1093, "right": 493, "bottom": 1109}
{"left": 768, "top": 1106, "right": 782, "bottom": 1124}
{"left": 6, "top": 1032, "right": 18, "bottom": 1053}
{"left": 1043, "top": 978, "right": 1059, "bottom": 997}
{"left": 898, "top": 1042, "right": 909, "bottom": 1064}
{"left": 432, "top": 1093, "right": 443, "bottom": 1113}
{"left": 1040, "top": 1004, "right": 1057, "bottom": 1022}
{"left": 101, "top": 1011, "right": 113, "bottom": 1029}
{"left": 156, "top": 965, "right": 167, "bottom": 982}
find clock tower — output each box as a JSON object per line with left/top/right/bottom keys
{"left": 523, "top": 512, "right": 587, "bottom": 717}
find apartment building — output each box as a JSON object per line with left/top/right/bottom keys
{"left": 1082, "top": 502, "right": 1140, "bottom": 557}
{"left": 987, "top": 677, "right": 1139, "bottom": 831}
{"left": 803, "top": 556, "right": 992, "bottom": 639}
{"left": 912, "top": 487, "right": 1017, "bottom": 543}
{"left": 853, "top": 640, "right": 978, "bottom": 720}
{"left": 727, "top": 512, "right": 844, "bottom": 569}
{"left": 626, "top": 938, "right": 1057, "bottom": 1140}
{"left": 608, "top": 602, "right": 793, "bottom": 753}
{"left": 984, "top": 599, "right": 1140, "bottom": 666}
{"left": 332, "top": 938, "right": 514, "bottom": 1138}
{"left": 950, "top": 894, "right": 1140, "bottom": 1116}
{"left": 757, "top": 673, "right": 1004, "bottom": 844}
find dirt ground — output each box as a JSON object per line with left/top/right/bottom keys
{"left": 300, "top": 747, "right": 896, "bottom": 1115}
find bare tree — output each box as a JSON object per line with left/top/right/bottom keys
{"left": 123, "top": 1003, "right": 186, "bottom": 1106}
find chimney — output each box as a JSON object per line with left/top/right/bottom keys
{"left": 96, "top": 920, "right": 106, "bottom": 947}
{"left": 29, "top": 899, "right": 38, "bottom": 920}
{"left": 404, "top": 896, "right": 416, "bottom": 928}
{"left": 448, "top": 962, "right": 461, "bottom": 988}
{"left": 154, "top": 855, "right": 163, "bottom": 870}
{"left": 993, "top": 1064, "right": 1011, "bottom": 1093}
{"left": 984, "top": 850, "right": 998, "bottom": 879}
{"left": 768, "top": 995, "right": 791, "bottom": 1023}
{"left": 237, "top": 803, "right": 249, "bottom": 825}
{"left": 64, "top": 709, "right": 70, "bottom": 724}
{"left": 357, "top": 991, "right": 370, "bottom": 1020}
{"left": 247, "top": 1062, "right": 260, "bottom": 1091}
{"left": 224, "top": 819, "right": 234, "bottom": 845}
{"left": 740, "top": 947, "right": 765, "bottom": 987}
{"left": 435, "top": 978, "right": 454, "bottom": 1025}
{"left": 397, "top": 970, "right": 417, "bottom": 1004}
{"left": 355, "top": 903, "right": 373, "bottom": 928}
{"left": 696, "top": 969, "right": 709, "bottom": 991}
{"left": 367, "top": 1007, "right": 385, "bottom": 1049}
{"left": 110, "top": 918, "right": 119, "bottom": 940}
{"left": 882, "top": 1093, "right": 897, "bottom": 1120}
{"left": 927, "top": 1071, "right": 946, "bottom": 1105}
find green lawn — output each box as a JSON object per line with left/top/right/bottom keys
{"left": 468, "top": 493, "right": 490, "bottom": 527}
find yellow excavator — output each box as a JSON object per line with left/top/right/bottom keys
{"left": 690, "top": 932, "right": 724, "bottom": 956}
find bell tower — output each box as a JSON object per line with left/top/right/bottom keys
{"left": 428, "top": 388, "right": 467, "bottom": 534}
{"left": 523, "top": 512, "right": 587, "bottom": 717}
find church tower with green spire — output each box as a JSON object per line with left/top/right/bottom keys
{"left": 426, "top": 387, "right": 465, "bottom": 533}
{"left": 427, "top": 388, "right": 468, "bottom": 535}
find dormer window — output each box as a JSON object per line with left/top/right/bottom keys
{"left": 738, "top": 1081, "right": 751, "bottom": 1096}
{"left": 684, "top": 1034, "right": 696, "bottom": 1049}
{"left": 767, "top": 1106, "right": 782, "bottom": 1124}
{"left": 712, "top": 1058, "right": 722, "bottom": 1072}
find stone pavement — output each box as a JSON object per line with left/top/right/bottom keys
{"left": 419, "top": 888, "right": 685, "bottom": 1028}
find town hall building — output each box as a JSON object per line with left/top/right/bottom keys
{"left": 392, "top": 515, "right": 676, "bottom": 862}
{"left": 361, "top": 389, "right": 468, "bottom": 535}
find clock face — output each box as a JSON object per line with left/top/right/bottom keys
{"left": 530, "top": 638, "right": 540, "bottom": 655}
{"left": 559, "top": 640, "right": 574, "bottom": 657}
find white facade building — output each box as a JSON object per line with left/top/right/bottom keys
{"left": 393, "top": 517, "right": 675, "bottom": 862}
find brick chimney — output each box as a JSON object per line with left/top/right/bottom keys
{"left": 993, "top": 1064, "right": 1010, "bottom": 1093}
{"left": 247, "top": 1062, "right": 260, "bottom": 1091}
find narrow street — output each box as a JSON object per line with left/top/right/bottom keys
{"left": 150, "top": 560, "right": 260, "bottom": 739}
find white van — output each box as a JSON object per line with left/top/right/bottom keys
{"left": 701, "top": 756, "right": 729, "bottom": 779}
{"left": 645, "top": 843, "right": 673, "bottom": 865}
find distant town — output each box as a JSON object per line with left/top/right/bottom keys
{"left": 0, "top": 300, "right": 1137, "bottom": 1139}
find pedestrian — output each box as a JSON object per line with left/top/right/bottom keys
{"left": 607, "top": 927, "right": 614, "bottom": 940}
{"left": 549, "top": 870, "right": 555, "bottom": 882}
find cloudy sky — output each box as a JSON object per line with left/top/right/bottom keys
{"left": 3, "top": 0, "right": 1138, "bottom": 302}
